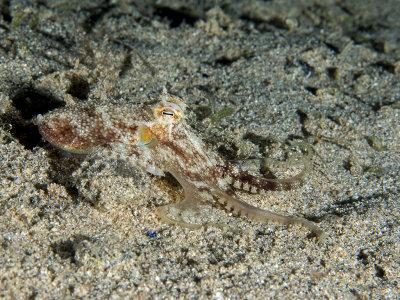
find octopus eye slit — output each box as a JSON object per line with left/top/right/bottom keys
{"left": 162, "top": 111, "right": 174, "bottom": 117}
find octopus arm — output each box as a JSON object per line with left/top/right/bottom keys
{"left": 213, "top": 188, "right": 326, "bottom": 240}
{"left": 156, "top": 167, "right": 326, "bottom": 241}
{"left": 156, "top": 168, "right": 218, "bottom": 229}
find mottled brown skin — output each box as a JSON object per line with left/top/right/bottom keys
{"left": 36, "top": 92, "right": 325, "bottom": 239}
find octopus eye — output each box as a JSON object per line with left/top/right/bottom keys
{"left": 154, "top": 93, "right": 185, "bottom": 122}
{"left": 162, "top": 110, "right": 174, "bottom": 117}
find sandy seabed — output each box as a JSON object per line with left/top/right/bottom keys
{"left": 0, "top": 0, "right": 399, "bottom": 298}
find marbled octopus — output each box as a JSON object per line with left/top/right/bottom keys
{"left": 36, "top": 91, "right": 324, "bottom": 239}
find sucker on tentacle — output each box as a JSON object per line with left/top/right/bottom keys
{"left": 36, "top": 90, "right": 325, "bottom": 241}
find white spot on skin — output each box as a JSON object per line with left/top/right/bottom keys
{"left": 225, "top": 176, "right": 233, "bottom": 184}
{"left": 217, "top": 177, "right": 229, "bottom": 189}
{"left": 233, "top": 180, "right": 241, "bottom": 189}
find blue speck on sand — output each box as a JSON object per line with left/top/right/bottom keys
{"left": 146, "top": 231, "right": 157, "bottom": 238}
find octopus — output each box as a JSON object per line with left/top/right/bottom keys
{"left": 35, "top": 90, "right": 325, "bottom": 240}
